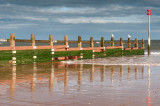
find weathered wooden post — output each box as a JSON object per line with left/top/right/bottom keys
{"left": 31, "top": 34, "right": 36, "bottom": 64}
{"left": 10, "top": 33, "right": 15, "bottom": 47}
{"left": 142, "top": 38, "right": 144, "bottom": 48}
{"left": 31, "top": 33, "right": 35, "bottom": 46}
{"left": 135, "top": 38, "right": 138, "bottom": 47}
{"left": 90, "top": 37, "right": 94, "bottom": 47}
{"left": 120, "top": 37, "right": 123, "bottom": 46}
{"left": 49, "top": 35, "right": 53, "bottom": 46}
{"left": 128, "top": 37, "right": 131, "bottom": 48}
{"left": 101, "top": 37, "right": 104, "bottom": 47}
{"left": 78, "top": 36, "right": 82, "bottom": 48}
{"left": 64, "top": 35, "right": 68, "bottom": 46}
{"left": 111, "top": 36, "right": 114, "bottom": 46}
{"left": 10, "top": 33, "right": 16, "bottom": 65}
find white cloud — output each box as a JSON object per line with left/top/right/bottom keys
{"left": 0, "top": 23, "right": 38, "bottom": 29}
{"left": 18, "top": 16, "right": 48, "bottom": 21}
{"left": 57, "top": 16, "right": 146, "bottom": 24}
{"left": 37, "top": 7, "right": 98, "bottom": 14}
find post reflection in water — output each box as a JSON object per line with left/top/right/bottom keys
{"left": 90, "top": 64, "right": 94, "bottom": 82}
{"left": 30, "top": 64, "right": 37, "bottom": 93}
{"left": 78, "top": 64, "right": 83, "bottom": 88}
{"left": 64, "top": 68, "right": 68, "bottom": 93}
{"left": 49, "top": 65, "right": 54, "bottom": 93}
{"left": 120, "top": 65, "right": 123, "bottom": 81}
{"left": 111, "top": 66, "right": 114, "bottom": 84}
{"left": 147, "top": 65, "right": 151, "bottom": 106}
{"left": 10, "top": 66, "right": 16, "bottom": 99}
{"left": 101, "top": 65, "right": 105, "bottom": 82}
{"left": 142, "top": 66, "right": 144, "bottom": 79}
{"left": 127, "top": 66, "right": 131, "bottom": 80}
{"left": 135, "top": 66, "right": 138, "bottom": 80}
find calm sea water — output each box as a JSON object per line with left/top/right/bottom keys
{"left": 0, "top": 40, "right": 160, "bottom": 106}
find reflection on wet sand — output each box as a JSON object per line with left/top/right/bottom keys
{"left": 128, "top": 66, "right": 131, "bottom": 80}
{"left": 147, "top": 65, "right": 151, "bottom": 106}
{"left": 101, "top": 65, "right": 105, "bottom": 82}
{"left": 135, "top": 66, "right": 138, "bottom": 80}
{"left": 78, "top": 65, "right": 82, "bottom": 85}
{"left": 30, "top": 64, "right": 37, "bottom": 92}
{"left": 142, "top": 66, "right": 144, "bottom": 79}
{"left": 49, "top": 65, "right": 54, "bottom": 93}
{"left": 64, "top": 68, "right": 68, "bottom": 92}
{"left": 7, "top": 64, "right": 147, "bottom": 91}
{"left": 0, "top": 63, "right": 155, "bottom": 105}
{"left": 111, "top": 66, "right": 114, "bottom": 83}
{"left": 10, "top": 66, "right": 16, "bottom": 99}
{"left": 90, "top": 64, "right": 94, "bottom": 82}
{"left": 120, "top": 65, "right": 123, "bottom": 81}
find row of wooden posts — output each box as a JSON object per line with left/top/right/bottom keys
{"left": 9, "top": 33, "right": 145, "bottom": 48}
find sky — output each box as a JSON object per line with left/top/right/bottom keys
{"left": 0, "top": 0, "right": 160, "bottom": 40}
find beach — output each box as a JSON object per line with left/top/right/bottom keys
{"left": 0, "top": 40, "right": 160, "bottom": 106}
{"left": 0, "top": 53, "right": 160, "bottom": 105}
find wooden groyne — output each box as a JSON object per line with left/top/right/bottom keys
{"left": 0, "top": 33, "right": 145, "bottom": 66}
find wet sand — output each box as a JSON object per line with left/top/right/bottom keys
{"left": 0, "top": 62, "right": 160, "bottom": 106}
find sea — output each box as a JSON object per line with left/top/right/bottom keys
{"left": 0, "top": 40, "right": 160, "bottom": 106}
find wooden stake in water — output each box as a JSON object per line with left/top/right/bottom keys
{"left": 31, "top": 33, "right": 35, "bottom": 46}
{"left": 135, "top": 38, "right": 138, "bottom": 47}
{"left": 10, "top": 33, "right": 15, "bottom": 47}
{"left": 78, "top": 36, "right": 82, "bottom": 48}
{"left": 142, "top": 38, "right": 144, "bottom": 48}
{"left": 120, "top": 37, "right": 123, "bottom": 46}
{"left": 64, "top": 35, "right": 68, "bottom": 46}
{"left": 101, "top": 37, "right": 104, "bottom": 47}
{"left": 111, "top": 35, "right": 114, "bottom": 46}
{"left": 128, "top": 37, "right": 131, "bottom": 48}
{"left": 90, "top": 37, "right": 94, "bottom": 47}
{"left": 49, "top": 35, "right": 53, "bottom": 46}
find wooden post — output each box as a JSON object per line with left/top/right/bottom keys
{"left": 111, "top": 36, "right": 114, "bottom": 46}
{"left": 135, "top": 38, "right": 138, "bottom": 47}
{"left": 64, "top": 35, "right": 68, "bottom": 46}
{"left": 10, "top": 33, "right": 15, "bottom": 47}
{"left": 128, "top": 38, "right": 131, "bottom": 48}
{"left": 120, "top": 37, "right": 123, "bottom": 46}
{"left": 49, "top": 35, "right": 53, "bottom": 46}
{"left": 142, "top": 38, "right": 144, "bottom": 48}
{"left": 31, "top": 33, "right": 35, "bottom": 46}
{"left": 101, "top": 37, "right": 104, "bottom": 47}
{"left": 78, "top": 36, "right": 82, "bottom": 48}
{"left": 90, "top": 37, "right": 94, "bottom": 47}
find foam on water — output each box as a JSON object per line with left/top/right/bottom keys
{"left": 62, "top": 53, "right": 160, "bottom": 66}
{"left": 144, "top": 51, "right": 160, "bottom": 55}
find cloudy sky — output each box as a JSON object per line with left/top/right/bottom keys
{"left": 0, "top": 0, "right": 159, "bottom": 40}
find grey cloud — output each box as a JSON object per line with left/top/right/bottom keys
{"left": 0, "top": 0, "right": 159, "bottom": 7}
